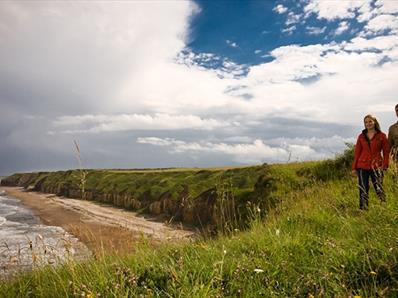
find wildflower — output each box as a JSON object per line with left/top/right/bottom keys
{"left": 253, "top": 268, "right": 264, "bottom": 273}
{"left": 370, "top": 271, "right": 377, "bottom": 275}
{"left": 353, "top": 296, "right": 361, "bottom": 298}
{"left": 275, "top": 229, "right": 280, "bottom": 236}
{"left": 86, "top": 294, "right": 93, "bottom": 298}
{"left": 308, "top": 294, "right": 315, "bottom": 298}
{"left": 257, "top": 207, "right": 261, "bottom": 213}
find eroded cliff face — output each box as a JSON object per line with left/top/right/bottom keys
{"left": 1, "top": 166, "right": 276, "bottom": 229}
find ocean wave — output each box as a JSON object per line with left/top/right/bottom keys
{"left": 0, "top": 201, "right": 19, "bottom": 217}
{"left": 0, "top": 216, "right": 6, "bottom": 226}
{"left": 0, "top": 195, "right": 91, "bottom": 278}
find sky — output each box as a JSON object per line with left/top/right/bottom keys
{"left": 0, "top": 0, "right": 398, "bottom": 175}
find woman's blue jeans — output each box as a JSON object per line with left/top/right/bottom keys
{"left": 356, "top": 168, "right": 385, "bottom": 210}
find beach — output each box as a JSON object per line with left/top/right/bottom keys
{"left": 0, "top": 187, "right": 194, "bottom": 256}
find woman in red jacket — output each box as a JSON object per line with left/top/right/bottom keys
{"left": 352, "top": 114, "right": 390, "bottom": 210}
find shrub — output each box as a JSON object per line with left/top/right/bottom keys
{"left": 297, "top": 144, "right": 354, "bottom": 181}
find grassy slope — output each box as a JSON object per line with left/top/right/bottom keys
{"left": 1, "top": 166, "right": 270, "bottom": 201}
{"left": 1, "top": 165, "right": 276, "bottom": 228}
{"left": 1, "top": 158, "right": 398, "bottom": 297}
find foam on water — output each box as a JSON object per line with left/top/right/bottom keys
{"left": 0, "top": 192, "right": 91, "bottom": 278}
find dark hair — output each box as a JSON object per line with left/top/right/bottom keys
{"left": 364, "top": 114, "right": 381, "bottom": 132}
{"left": 395, "top": 104, "right": 398, "bottom": 109}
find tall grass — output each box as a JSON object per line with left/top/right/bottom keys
{"left": 73, "top": 140, "right": 87, "bottom": 199}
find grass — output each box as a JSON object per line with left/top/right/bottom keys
{"left": 2, "top": 149, "right": 398, "bottom": 296}
{"left": 1, "top": 164, "right": 276, "bottom": 229}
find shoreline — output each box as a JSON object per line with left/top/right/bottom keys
{"left": 0, "top": 187, "right": 194, "bottom": 256}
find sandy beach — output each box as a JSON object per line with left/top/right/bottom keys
{"left": 0, "top": 187, "right": 194, "bottom": 256}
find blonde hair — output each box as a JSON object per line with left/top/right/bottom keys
{"left": 364, "top": 114, "right": 381, "bottom": 132}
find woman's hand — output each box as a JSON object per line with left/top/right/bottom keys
{"left": 351, "top": 170, "right": 357, "bottom": 177}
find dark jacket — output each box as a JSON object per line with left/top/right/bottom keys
{"left": 352, "top": 130, "right": 390, "bottom": 170}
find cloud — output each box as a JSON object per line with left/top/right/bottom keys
{"left": 273, "top": 4, "right": 288, "bottom": 14}
{"left": 137, "top": 135, "right": 354, "bottom": 164}
{"left": 282, "top": 25, "right": 297, "bottom": 35}
{"left": 343, "top": 35, "right": 398, "bottom": 52}
{"left": 1, "top": 0, "right": 398, "bottom": 174}
{"left": 237, "top": 35, "right": 398, "bottom": 125}
{"left": 226, "top": 40, "right": 238, "bottom": 48}
{"left": 286, "top": 11, "right": 301, "bottom": 26}
{"left": 247, "top": 44, "right": 332, "bottom": 84}
{"left": 375, "top": 0, "right": 398, "bottom": 14}
{"left": 364, "top": 14, "right": 398, "bottom": 35}
{"left": 175, "top": 49, "right": 248, "bottom": 79}
{"left": 306, "top": 26, "right": 326, "bottom": 35}
{"left": 0, "top": 1, "right": 200, "bottom": 117}
{"left": 335, "top": 21, "right": 350, "bottom": 35}
{"left": 304, "top": 0, "right": 372, "bottom": 21}
{"left": 137, "top": 137, "right": 290, "bottom": 163}
{"left": 51, "top": 113, "right": 233, "bottom": 133}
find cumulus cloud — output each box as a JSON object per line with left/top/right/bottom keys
{"left": 273, "top": 4, "right": 288, "bottom": 14}
{"left": 343, "top": 35, "right": 398, "bottom": 52}
{"left": 52, "top": 113, "right": 233, "bottom": 133}
{"left": 286, "top": 11, "right": 302, "bottom": 26}
{"left": 304, "top": 0, "right": 372, "bottom": 21}
{"left": 282, "top": 25, "right": 297, "bottom": 35}
{"left": 237, "top": 35, "right": 398, "bottom": 125}
{"left": 306, "top": 26, "right": 326, "bottom": 35}
{"left": 335, "top": 21, "right": 350, "bottom": 35}
{"left": 175, "top": 49, "right": 248, "bottom": 79}
{"left": 137, "top": 135, "right": 354, "bottom": 164}
{"left": 364, "top": 14, "right": 398, "bottom": 35}
{"left": 137, "top": 137, "right": 290, "bottom": 163}
{"left": 375, "top": 0, "right": 398, "bottom": 14}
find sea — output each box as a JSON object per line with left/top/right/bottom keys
{"left": 0, "top": 190, "right": 90, "bottom": 278}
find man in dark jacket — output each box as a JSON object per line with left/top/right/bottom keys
{"left": 388, "top": 104, "right": 398, "bottom": 167}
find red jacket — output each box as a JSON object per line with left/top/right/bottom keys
{"left": 352, "top": 130, "right": 390, "bottom": 170}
